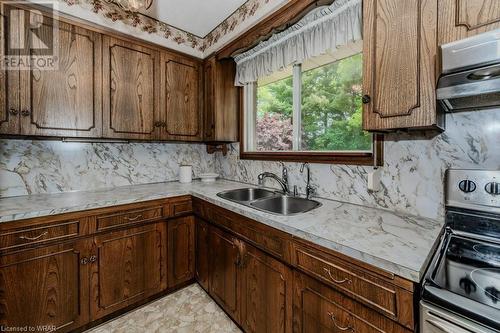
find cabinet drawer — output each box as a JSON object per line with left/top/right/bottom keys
{"left": 293, "top": 272, "right": 410, "bottom": 333}
{"left": 96, "top": 206, "right": 163, "bottom": 231}
{"left": 0, "top": 220, "right": 82, "bottom": 251}
{"left": 170, "top": 197, "right": 193, "bottom": 217}
{"left": 294, "top": 245, "right": 399, "bottom": 320}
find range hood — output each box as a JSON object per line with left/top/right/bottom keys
{"left": 437, "top": 29, "right": 500, "bottom": 112}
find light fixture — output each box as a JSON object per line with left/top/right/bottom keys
{"left": 112, "top": 0, "right": 153, "bottom": 12}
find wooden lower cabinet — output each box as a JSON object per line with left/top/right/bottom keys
{"left": 90, "top": 222, "right": 167, "bottom": 319}
{"left": 240, "top": 242, "right": 293, "bottom": 333}
{"left": 0, "top": 241, "right": 90, "bottom": 333}
{"left": 209, "top": 225, "right": 241, "bottom": 321}
{"left": 195, "top": 217, "right": 210, "bottom": 291}
{"left": 202, "top": 220, "right": 293, "bottom": 333}
{"left": 293, "top": 271, "right": 411, "bottom": 333}
{"left": 167, "top": 216, "right": 195, "bottom": 288}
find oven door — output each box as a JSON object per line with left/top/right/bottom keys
{"left": 420, "top": 302, "right": 497, "bottom": 333}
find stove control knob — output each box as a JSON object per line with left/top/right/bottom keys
{"left": 485, "top": 182, "right": 500, "bottom": 195}
{"left": 459, "top": 180, "right": 476, "bottom": 193}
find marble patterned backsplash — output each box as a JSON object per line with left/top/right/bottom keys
{"left": 215, "top": 109, "right": 500, "bottom": 220}
{"left": 0, "top": 140, "right": 215, "bottom": 197}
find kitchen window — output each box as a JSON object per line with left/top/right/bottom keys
{"left": 235, "top": 0, "right": 382, "bottom": 165}
{"left": 241, "top": 46, "right": 382, "bottom": 165}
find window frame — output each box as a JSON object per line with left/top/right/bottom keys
{"left": 239, "top": 63, "right": 384, "bottom": 166}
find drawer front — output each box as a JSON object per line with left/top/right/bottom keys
{"left": 0, "top": 220, "right": 81, "bottom": 251}
{"left": 293, "top": 272, "right": 410, "bottom": 333}
{"left": 299, "top": 288, "right": 381, "bottom": 333}
{"left": 170, "top": 198, "right": 193, "bottom": 217}
{"left": 294, "top": 245, "right": 398, "bottom": 319}
{"left": 96, "top": 206, "right": 163, "bottom": 231}
{"left": 194, "top": 199, "right": 290, "bottom": 260}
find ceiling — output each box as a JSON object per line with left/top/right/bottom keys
{"left": 141, "top": 0, "right": 248, "bottom": 37}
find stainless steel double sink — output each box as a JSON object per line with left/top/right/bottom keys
{"left": 217, "top": 188, "right": 321, "bottom": 216}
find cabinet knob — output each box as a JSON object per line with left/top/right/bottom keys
{"left": 154, "top": 121, "right": 165, "bottom": 128}
{"left": 89, "top": 255, "right": 97, "bottom": 263}
{"left": 362, "top": 95, "right": 371, "bottom": 104}
{"left": 20, "top": 109, "right": 31, "bottom": 117}
{"left": 9, "top": 108, "right": 19, "bottom": 116}
{"left": 80, "top": 257, "right": 89, "bottom": 265}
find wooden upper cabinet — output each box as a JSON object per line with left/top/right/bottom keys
{"left": 0, "top": 7, "right": 20, "bottom": 135}
{"left": 160, "top": 52, "right": 203, "bottom": 141}
{"left": 203, "top": 56, "right": 240, "bottom": 142}
{"left": 17, "top": 16, "right": 102, "bottom": 137}
{"left": 439, "top": 0, "right": 500, "bottom": 44}
{"left": 90, "top": 223, "right": 167, "bottom": 320}
{"left": 0, "top": 241, "right": 90, "bottom": 333}
{"left": 102, "top": 36, "right": 161, "bottom": 140}
{"left": 362, "top": 0, "right": 442, "bottom": 132}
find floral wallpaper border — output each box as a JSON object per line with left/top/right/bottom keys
{"left": 63, "top": 0, "right": 273, "bottom": 52}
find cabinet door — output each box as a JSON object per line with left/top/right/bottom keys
{"left": 195, "top": 217, "right": 210, "bottom": 291}
{"left": 161, "top": 52, "right": 202, "bottom": 141}
{"left": 203, "top": 58, "right": 216, "bottom": 141}
{"left": 362, "top": 0, "right": 440, "bottom": 131}
{"left": 90, "top": 223, "right": 167, "bottom": 320}
{"left": 203, "top": 56, "right": 240, "bottom": 142}
{"left": 0, "top": 241, "right": 90, "bottom": 333}
{"left": 209, "top": 225, "right": 240, "bottom": 321}
{"left": 19, "top": 16, "right": 102, "bottom": 137}
{"left": 213, "top": 58, "right": 240, "bottom": 142}
{"left": 240, "top": 243, "right": 293, "bottom": 333}
{"left": 102, "top": 36, "right": 161, "bottom": 140}
{"left": 167, "top": 216, "right": 195, "bottom": 288}
{"left": 0, "top": 5, "right": 21, "bottom": 135}
{"left": 439, "top": 0, "right": 500, "bottom": 44}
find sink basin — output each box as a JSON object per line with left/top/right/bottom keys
{"left": 250, "top": 196, "right": 321, "bottom": 216}
{"left": 217, "top": 188, "right": 277, "bottom": 202}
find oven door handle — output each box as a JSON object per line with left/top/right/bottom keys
{"left": 426, "top": 319, "right": 454, "bottom": 333}
{"left": 425, "top": 318, "right": 471, "bottom": 333}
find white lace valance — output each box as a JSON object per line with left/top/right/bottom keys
{"left": 233, "top": 0, "right": 362, "bottom": 86}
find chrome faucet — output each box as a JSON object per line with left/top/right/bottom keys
{"left": 257, "top": 163, "right": 290, "bottom": 195}
{"left": 300, "top": 162, "right": 316, "bottom": 199}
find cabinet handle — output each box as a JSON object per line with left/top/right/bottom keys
{"left": 18, "top": 231, "right": 48, "bottom": 241}
{"left": 124, "top": 214, "right": 143, "bottom": 221}
{"left": 236, "top": 240, "right": 246, "bottom": 268}
{"left": 323, "top": 267, "right": 351, "bottom": 285}
{"left": 9, "top": 108, "right": 19, "bottom": 116}
{"left": 154, "top": 121, "right": 166, "bottom": 128}
{"left": 327, "top": 312, "right": 354, "bottom": 332}
{"left": 362, "top": 95, "right": 371, "bottom": 104}
{"left": 80, "top": 257, "right": 89, "bottom": 265}
{"left": 89, "top": 255, "right": 97, "bottom": 263}
{"left": 20, "top": 109, "right": 31, "bottom": 117}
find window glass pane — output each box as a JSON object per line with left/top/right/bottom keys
{"left": 256, "top": 71, "right": 293, "bottom": 151}
{"left": 300, "top": 52, "right": 372, "bottom": 152}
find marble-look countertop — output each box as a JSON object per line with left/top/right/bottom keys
{"left": 0, "top": 180, "right": 444, "bottom": 282}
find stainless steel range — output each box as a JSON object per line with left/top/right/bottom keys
{"left": 421, "top": 169, "right": 500, "bottom": 333}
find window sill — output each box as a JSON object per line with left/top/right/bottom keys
{"left": 239, "top": 135, "right": 384, "bottom": 166}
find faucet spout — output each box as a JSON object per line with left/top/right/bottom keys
{"left": 257, "top": 172, "right": 290, "bottom": 195}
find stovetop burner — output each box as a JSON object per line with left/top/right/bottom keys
{"left": 471, "top": 268, "right": 500, "bottom": 305}
{"left": 432, "top": 235, "right": 500, "bottom": 311}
